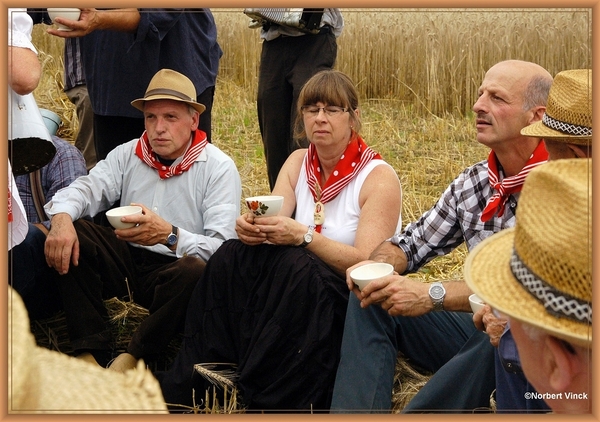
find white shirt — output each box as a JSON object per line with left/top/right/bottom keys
{"left": 295, "top": 158, "right": 402, "bottom": 245}
{"left": 8, "top": 8, "right": 36, "bottom": 249}
{"left": 260, "top": 8, "right": 344, "bottom": 41}
{"left": 45, "top": 139, "right": 242, "bottom": 262}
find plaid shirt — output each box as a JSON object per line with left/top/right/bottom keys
{"left": 15, "top": 136, "right": 87, "bottom": 229}
{"left": 390, "top": 159, "right": 518, "bottom": 273}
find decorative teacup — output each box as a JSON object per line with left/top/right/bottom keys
{"left": 246, "top": 195, "right": 284, "bottom": 217}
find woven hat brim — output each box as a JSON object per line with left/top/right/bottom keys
{"left": 10, "top": 348, "right": 170, "bottom": 414}
{"left": 521, "top": 121, "right": 592, "bottom": 144}
{"left": 8, "top": 288, "right": 169, "bottom": 414}
{"left": 131, "top": 95, "right": 206, "bottom": 115}
{"left": 464, "top": 229, "right": 592, "bottom": 347}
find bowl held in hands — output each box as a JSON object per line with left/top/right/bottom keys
{"left": 469, "top": 293, "right": 485, "bottom": 314}
{"left": 350, "top": 262, "right": 394, "bottom": 290}
{"left": 47, "top": 8, "right": 81, "bottom": 31}
{"left": 105, "top": 206, "right": 143, "bottom": 229}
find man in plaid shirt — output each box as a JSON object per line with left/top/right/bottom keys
{"left": 331, "top": 60, "right": 553, "bottom": 413}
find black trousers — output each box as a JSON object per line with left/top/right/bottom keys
{"left": 257, "top": 32, "right": 337, "bottom": 189}
{"left": 59, "top": 219, "right": 205, "bottom": 360}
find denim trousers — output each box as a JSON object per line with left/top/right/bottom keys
{"left": 9, "top": 224, "right": 62, "bottom": 320}
{"left": 330, "top": 294, "right": 496, "bottom": 413}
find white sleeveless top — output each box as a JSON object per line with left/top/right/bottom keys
{"left": 294, "top": 157, "right": 402, "bottom": 246}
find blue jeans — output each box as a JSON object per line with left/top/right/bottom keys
{"left": 9, "top": 224, "right": 62, "bottom": 320}
{"left": 330, "top": 294, "right": 495, "bottom": 413}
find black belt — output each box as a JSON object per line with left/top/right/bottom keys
{"left": 265, "top": 23, "right": 332, "bottom": 35}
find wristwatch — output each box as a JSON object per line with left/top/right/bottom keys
{"left": 299, "top": 225, "right": 315, "bottom": 247}
{"left": 428, "top": 282, "right": 446, "bottom": 311}
{"left": 166, "top": 225, "right": 178, "bottom": 247}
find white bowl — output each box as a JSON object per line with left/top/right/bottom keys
{"left": 350, "top": 262, "right": 394, "bottom": 290}
{"left": 39, "top": 109, "right": 61, "bottom": 135}
{"left": 105, "top": 205, "right": 142, "bottom": 229}
{"left": 47, "top": 8, "right": 81, "bottom": 31}
{"left": 469, "top": 293, "right": 486, "bottom": 314}
{"left": 246, "top": 195, "right": 284, "bottom": 217}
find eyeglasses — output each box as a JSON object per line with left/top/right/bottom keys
{"left": 301, "top": 105, "right": 348, "bottom": 118}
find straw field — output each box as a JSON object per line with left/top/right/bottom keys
{"left": 31, "top": 8, "right": 591, "bottom": 282}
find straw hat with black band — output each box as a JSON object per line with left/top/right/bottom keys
{"left": 464, "top": 159, "right": 591, "bottom": 347}
{"left": 131, "top": 68, "right": 206, "bottom": 115}
{"left": 8, "top": 287, "right": 168, "bottom": 414}
{"left": 520, "top": 69, "right": 591, "bottom": 144}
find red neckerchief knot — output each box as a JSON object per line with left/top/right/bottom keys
{"left": 480, "top": 141, "right": 548, "bottom": 222}
{"left": 135, "top": 129, "right": 207, "bottom": 179}
{"left": 305, "top": 134, "right": 381, "bottom": 232}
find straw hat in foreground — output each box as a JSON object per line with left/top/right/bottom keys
{"left": 464, "top": 159, "right": 592, "bottom": 347}
{"left": 520, "top": 69, "right": 592, "bottom": 144}
{"left": 8, "top": 287, "right": 168, "bottom": 414}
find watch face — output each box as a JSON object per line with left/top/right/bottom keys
{"left": 304, "top": 233, "right": 313, "bottom": 243}
{"left": 430, "top": 285, "right": 444, "bottom": 299}
{"left": 167, "top": 234, "right": 177, "bottom": 246}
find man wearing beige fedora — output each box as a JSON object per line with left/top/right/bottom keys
{"left": 43, "top": 69, "right": 241, "bottom": 373}
{"left": 331, "top": 60, "right": 553, "bottom": 413}
{"left": 472, "top": 68, "right": 592, "bottom": 411}
{"left": 521, "top": 68, "right": 592, "bottom": 160}
{"left": 465, "top": 158, "right": 592, "bottom": 413}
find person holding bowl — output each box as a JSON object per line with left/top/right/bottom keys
{"left": 156, "top": 69, "right": 403, "bottom": 411}
{"left": 43, "top": 69, "right": 241, "bottom": 373}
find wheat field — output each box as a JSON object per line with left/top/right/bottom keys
{"left": 30, "top": 8, "right": 591, "bottom": 280}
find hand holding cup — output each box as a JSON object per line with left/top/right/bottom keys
{"left": 350, "top": 262, "right": 394, "bottom": 291}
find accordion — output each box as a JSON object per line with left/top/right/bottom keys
{"left": 244, "top": 8, "right": 324, "bottom": 34}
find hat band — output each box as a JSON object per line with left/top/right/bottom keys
{"left": 542, "top": 113, "right": 592, "bottom": 137}
{"left": 144, "top": 88, "right": 194, "bottom": 102}
{"left": 510, "top": 250, "right": 591, "bottom": 324}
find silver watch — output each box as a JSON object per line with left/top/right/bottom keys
{"left": 299, "top": 225, "right": 315, "bottom": 247}
{"left": 428, "top": 282, "right": 446, "bottom": 311}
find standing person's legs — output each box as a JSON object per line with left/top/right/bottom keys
{"left": 65, "top": 84, "right": 97, "bottom": 170}
{"left": 196, "top": 86, "right": 215, "bottom": 143}
{"left": 93, "top": 114, "right": 144, "bottom": 161}
{"left": 257, "top": 37, "right": 293, "bottom": 190}
{"left": 258, "top": 32, "right": 338, "bottom": 190}
{"left": 289, "top": 30, "right": 338, "bottom": 150}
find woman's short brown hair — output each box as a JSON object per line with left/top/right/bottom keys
{"left": 293, "top": 70, "right": 361, "bottom": 144}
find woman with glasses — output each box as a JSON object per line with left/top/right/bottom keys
{"left": 156, "top": 70, "right": 402, "bottom": 411}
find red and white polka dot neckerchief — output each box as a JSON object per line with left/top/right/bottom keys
{"left": 305, "top": 134, "right": 381, "bottom": 232}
